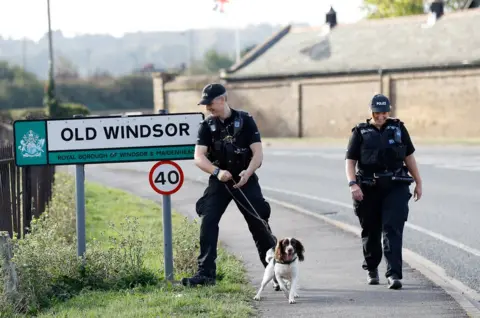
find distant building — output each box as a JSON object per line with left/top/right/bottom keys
{"left": 154, "top": 2, "right": 480, "bottom": 139}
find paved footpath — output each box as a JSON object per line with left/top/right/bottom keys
{"left": 63, "top": 165, "right": 474, "bottom": 317}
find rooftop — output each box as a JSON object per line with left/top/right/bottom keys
{"left": 223, "top": 6, "right": 480, "bottom": 81}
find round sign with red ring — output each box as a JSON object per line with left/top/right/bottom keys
{"left": 149, "top": 160, "right": 184, "bottom": 195}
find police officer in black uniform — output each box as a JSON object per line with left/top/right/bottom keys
{"left": 181, "top": 83, "right": 278, "bottom": 288}
{"left": 345, "top": 94, "right": 423, "bottom": 289}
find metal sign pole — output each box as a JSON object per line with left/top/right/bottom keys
{"left": 73, "top": 114, "right": 86, "bottom": 260}
{"left": 162, "top": 193, "right": 173, "bottom": 281}
{"left": 158, "top": 108, "right": 174, "bottom": 281}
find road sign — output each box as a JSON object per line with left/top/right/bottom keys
{"left": 149, "top": 159, "right": 185, "bottom": 282}
{"left": 149, "top": 160, "right": 184, "bottom": 195}
{"left": 12, "top": 112, "right": 204, "bottom": 167}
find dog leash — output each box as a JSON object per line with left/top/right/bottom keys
{"left": 223, "top": 179, "right": 276, "bottom": 241}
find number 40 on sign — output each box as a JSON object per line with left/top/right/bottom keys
{"left": 149, "top": 160, "right": 184, "bottom": 195}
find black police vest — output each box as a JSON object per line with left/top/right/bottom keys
{"left": 356, "top": 119, "right": 407, "bottom": 173}
{"left": 205, "top": 111, "right": 253, "bottom": 174}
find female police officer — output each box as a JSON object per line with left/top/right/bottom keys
{"left": 344, "top": 94, "right": 422, "bottom": 289}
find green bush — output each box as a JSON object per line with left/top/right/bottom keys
{"left": 53, "top": 102, "right": 90, "bottom": 119}
{"left": 0, "top": 173, "right": 157, "bottom": 315}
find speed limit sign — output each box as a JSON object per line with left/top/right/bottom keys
{"left": 149, "top": 160, "right": 184, "bottom": 195}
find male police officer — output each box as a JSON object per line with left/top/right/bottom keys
{"left": 345, "top": 94, "right": 423, "bottom": 289}
{"left": 181, "top": 83, "right": 278, "bottom": 288}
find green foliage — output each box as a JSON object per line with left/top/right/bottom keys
{"left": 0, "top": 81, "right": 44, "bottom": 110}
{"left": 362, "top": 0, "right": 425, "bottom": 19}
{"left": 203, "top": 49, "right": 235, "bottom": 73}
{"left": 43, "top": 75, "right": 60, "bottom": 118}
{"left": 444, "top": 0, "right": 474, "bottom": 10}
{"left": 0, "top": 61, "right": 154, "bottom": 111}
{"left": 0, "top": 173, "right": 157, "bottom": 315}
{"left": 362, "top": 0, "right": 470, "bottom": 19}
{"left": 0, "top": 172, "right": 253, "bottom": 317}
{"left": 53, "top": 103, "right": 90, "bottom": 119}
{"left": 0, "top": 61, "right": 39, "bottom": 84}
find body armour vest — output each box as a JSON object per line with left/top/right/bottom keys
{"left": 205, "top": 110, "right": 253, "bottom": 175}
{"left": 356, "top": 118, "right": 407, "bottom": 174}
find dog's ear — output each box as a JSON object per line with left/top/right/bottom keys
{"left": 293, "top": 238, "right": 305, "bottom": 262}
{"left": 274, "top": 239, "right": 284, "bottom": 261}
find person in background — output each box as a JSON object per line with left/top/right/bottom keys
{"left": 344, "top": 93, "right": 423, "bottom": 289}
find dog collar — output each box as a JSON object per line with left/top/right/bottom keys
{"left": 274, "top": 256, "right": 297, "bottom": 265}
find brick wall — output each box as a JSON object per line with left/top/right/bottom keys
{"left": 153, "top": 67, "right": 480, "bottom": 139}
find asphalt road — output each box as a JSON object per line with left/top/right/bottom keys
{"left": 92, "top": 143, "right": 480, "bottom": 297}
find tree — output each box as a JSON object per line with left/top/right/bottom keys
{"left": 43, "top": 72, "right": 60, "bottom": 117}
{"left": 362, "top": 0, "right": 425, "bottom": 19}
{"left": 362, "top": 0, "right": 470, "bottom": 19}
{"left": 203, "top": 49, "right": 234, "bottom": 73}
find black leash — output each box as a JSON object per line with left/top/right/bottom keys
{"left": 223, "top": 179, "right": 276, "bottom": 241}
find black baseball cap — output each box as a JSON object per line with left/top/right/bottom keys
{"left": 370, "top": 94, "right": 391, "bottom": 112}
{"left": 197, "top": 83, "right": 226, "bottom": 105}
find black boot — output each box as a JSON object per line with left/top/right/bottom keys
{"left": 367, "top": 269, "right": 380, "bottom": 285}
{"left": 181, "top": 273, "right": 216, "bottom": 287}
{"left": 387, "top": 274, "right": 402, "bottom": 289}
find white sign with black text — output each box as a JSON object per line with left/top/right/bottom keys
{"left": 46, "top": 113, "right": 204, "bottom": 151}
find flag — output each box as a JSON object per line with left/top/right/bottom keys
{"left": 213, "top": 0, "right": 229, "bottom": 13}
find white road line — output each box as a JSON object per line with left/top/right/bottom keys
{"left": 101, "top": 165, "right": 480, "bottom": 258}
{"left": 261, "top": 185, "right": 480, "bottom": 258}
{"left": 264, "top": 196, "right": 480, "bottom": 315}
{"left": 265, "top": 151, "right": 480, "bottom": 172}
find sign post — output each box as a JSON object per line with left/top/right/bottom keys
{"left": 13, "top": 111, "right": 203, "bottom": 261}
{"left": 73, "top": 114, "right": 86, "bottom": 259}
{"left": 149, "top": 160, "right": 185, "bottom": 281}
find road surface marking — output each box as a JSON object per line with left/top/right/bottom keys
{"left": 264, "top": 196, "right": 480, "bottom": 316}
{"left": 261, "top": 185, "right": 480, "bottom": 258}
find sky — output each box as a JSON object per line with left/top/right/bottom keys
{"left": 0, "top": 0, "right": 367, "bottom": 41}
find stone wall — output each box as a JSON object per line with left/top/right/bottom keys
{"left": 153, "top": 67, "right": 480, "bottom": 139}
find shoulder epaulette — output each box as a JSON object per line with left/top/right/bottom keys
{"left": 235, "top": 109, "right": 251, "bottom": 118}
{"left": 387, "top": 117, "right": 404, "bottom": 125}
{"left": 232, "top": 110, "right": 247, "bottom": 136}
{"left": 204, "top": 115, "right": 217, "bottom": 132}
{"left": 356, "top": 123, "right": 368, "bottom": 128}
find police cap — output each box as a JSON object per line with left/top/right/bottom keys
{"left": 370, "top": 94, "right": 391, "bottom": 112}
{"left": 198, "top": 83, "right": 226, "bottom": 105}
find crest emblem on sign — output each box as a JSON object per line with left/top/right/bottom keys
{"left": 18, "top": 130, "right": 45, "bottom": 158}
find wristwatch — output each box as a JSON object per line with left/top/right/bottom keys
{"left": 213, "top": 167, "right": 220, "bottom": 177}
{"left": 348, "top": 180, "right": 357, "bottom": 187}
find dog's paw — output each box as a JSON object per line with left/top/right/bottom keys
{"left": 253, "top": 295, "right": 261, "bottom": 301}
{"left": 289, "top": 298, "right": 296, "bottom": 304}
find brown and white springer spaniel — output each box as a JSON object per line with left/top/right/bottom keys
{"left": 254, "top": 237, "right": 305, "bottom": 304}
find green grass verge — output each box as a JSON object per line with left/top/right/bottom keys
{"left": 39, "top": 179, "right": 255, "bottom": 318}
{"left": 0, "top": 173, "right": 255, "bottom": 317}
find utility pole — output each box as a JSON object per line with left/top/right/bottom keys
{"left": 45, "top": 0, "right": 58, "bottom": 117}
{"left": 47, "top": 0, "right": 54, "bottom": 81}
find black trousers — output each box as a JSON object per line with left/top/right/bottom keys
{"left": 353, "top": 181, "right": 412, "bottom": 279}
{"left": 195, "top": 173, "right": 277, "bottom": 278}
